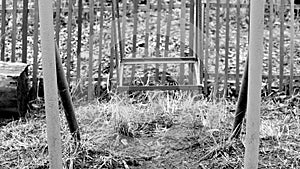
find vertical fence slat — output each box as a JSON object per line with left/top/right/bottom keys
{"left": 109, "top": 21, "right": 116, "bottom": 91}
{"left": 213, "top": 0, "right": 220, "bottom": 98}
{"left": 223, "top": 0, "right": 230, "bottom": 97}
{"left": 155, "top": 0, "right": 162, "bottom": 81}
{"left": 199, "top": 0, "right": 204, "bottom": 84}
{"left": 55, "top": 0, "right": 61, "bottom": 47}
{"left": 32, "top": 0, "right": 39, "bottom": 100}
{"left": 279, "top": 0, "right": 284, "bottom": 91}
{"left": 130, "top": 0, "right": 138, "bottom": 83}
{"left": 120, "top": 0, "right": 127, "bottom": 86}
{"left": 162, "top": 0, "right": 174, "bottom": 84}
{"left": 97, "top": 0, "right": 104, "bottom": 94}
{"left": 235, "top": 0, "right": 241, "bottom": 95}
{"left": 116, "top": 1, "right": 123, "bottom": 85}
{"left": 204, "top": 0, "right": 210, "bottom": 94}
{"left": 0, "top": 0, "right": 5, "bottom": 61}
{"left": 88, "top": 0, "right": 95, "bottom": 100}
{"left": 122, "top": 0, "right": 127, "bottom": 61}
{"left": 76, "top": 0, "right": 83, "bottom": 81}
{"left": 143, "top": 0, "right": 150, "bottom": 83}
{"left": 268, "top": 0, "right": 273, "bottom": 94}
{"left": 195, "top": 0, "right": 200, "bottom": 87}
{"left": 22, "top": 0, "right": 29, "bottom": 63}
{"left": 188, "top": 0, "right": 194, "bottom": 85}
{"left": 11, "top": 0, "right": 17, "bottom": 62}
{"left": 66, "top": 0, "right": 73, "bottom": 84}
{"left": 112, "top": 0, "right": 120, "bottom": 85}
{"left": 179, "top": 0, "right": 187, "bottom": 85}
{"left": 290, "top": 1, "right": 295, "bottom": 95}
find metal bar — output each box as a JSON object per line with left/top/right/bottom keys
{"left": 162, "top": 0, "right": 174, "bottom": 84}
{"left": 204, "top": 0, "right": 210, "bottom": 94}
{"left": 279, "top": 0, "right": 284, "bottom": 91}
{"left": 66, "top": 0, "right": 73, "bottom": 84}
{"left": 143, "top": 0, "right": 150, "bottom": 84}
{"left": 290, "top": 1, "right": 295, "bottom": 95}
{"left": 11, "top": 0, "right": 17, "bottom": 62}
{"left": 130, "top": 0, "right": 138, "bottom": 83}
{"left": 117, "top": 85, "right": 203, "bottom": 92}
{"left": 22, "top": 0, "right": 29, "bottom": 63}
{"left": 32, "top": 0, "right": 39, "bottom": 99}
{"left": 268, "top": 0, "right": 273, "bottom": 94}
{"left": 236, "top": 0, "right": 241, "bottom": 95}
{"left": 55, "top": 0, "right": 61, "bottom": 47}
{"left": 188, "top": 0, "right": 195, "bottom": 85}
{"left": 122, "top": 57, "right": 198, "bottom": 64}
{"left": 88, "top": 0, "right": 95, "bottom": 100}
{"left": 179, "top": 0, "right": 187, "bottom": 85}
{"left": 113, "top": 0, "right": 120, "bottom": 85}
{"left": 0, "top": 0, "right": 6, "bottom": 61}
{"left": 224, "top": 0, "right": 230, "bottom": 97}
{"left": 76, "top": 0, "right": 83, "bottom": 80}
{"left": 199, "top": 0, "right": 204, "bottom": 84}
{"left": 97, "top": 0, "right": 105, "bottom": 93}
{"left": 213, "top": 0, "right": 220, "bottom": 98}
{"left": 155, "top": 0, "right": 162, "bottom": 81}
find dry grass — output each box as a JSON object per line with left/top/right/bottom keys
{"left": 1, "top": 92, "right": 300, "bottom": 168}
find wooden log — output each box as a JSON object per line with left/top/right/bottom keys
{"left": 0, "top": 61, "right": 29, "bottom": 118}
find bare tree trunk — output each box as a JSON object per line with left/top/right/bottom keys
{"left": 38, "top": 0, "right": 63, "bottom": 168}
{"left": 244, "top": 0, "right": 264, "bottom": 168}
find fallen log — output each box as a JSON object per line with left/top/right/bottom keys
{"left": 0, "top": 61, "right": 29, "bottom": 118}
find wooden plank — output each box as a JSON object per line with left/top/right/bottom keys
{"left": 235, "top": 0, "right": 241, "bottom": 94}
{"left": 22, "top": 0, "right": 28, "bottom": 63}
{"left": 32, "top": 0, "right": 39, "bottom": 100}
{"left": 0, "top": 0, "right": 5, "bottom": 61}
{"left": 179, "top": 0, "right": 187, "bottom": 84}
{"left": 122, "top": 57, "right": 198, "bottom": 64}
{"left": 188, "top": 0, "right": 194, "bottom": 85}
{"left": 213, "top": 0, "right": 221, "bottom": 98}
{"left": 162, "top": 0, "right": 174, "bottom": 84}
{"left": 97, "top": 0, "right": 105, "bottom": 94}
{"left": 223, "top": 0, "right": 230, "bottom": 97}
{"left": 130, "top": 0, "right": 138, "bottom": 83}
{"left": 88, "top": 0, "right": 95, "bottom": 100}
{"left": 11, "top": 0, "right": 17, "bottom": 62}
{"left": 118, "top": 85, "right": 203, "bottom": 92}
{"left": 55, "top": 0, "right": 61, "bottom": 46}
{"left": 155, "top": 0, "right": 162, "bottom": 81}
{"left": 290, "top": 1, "right": 295, "bottom": 95}
{"left": 204, "top": 0, "right": 210, "bottom": 94}
{"left": 268, "top": 0, "right": 273, "bottom": 94}
{"left": 76, "top": 0, "right": 83, "bottom": 80}
{"left": 66, "top": 0, "right": 73, "bottom": 84}
{"left": 279, "top": 0, "right": 284, "bottom": 91}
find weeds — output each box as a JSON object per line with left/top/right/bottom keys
{"left": 0, "top": 91, "right": 300, "bottom": 168}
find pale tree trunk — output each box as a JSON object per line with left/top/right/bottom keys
{"left": 38, "top": 0, "right": 63, "bottom": 168}
{"left": 244, "top": 0, "right": 264, "bottom": 168}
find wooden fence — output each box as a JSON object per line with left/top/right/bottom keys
{"left": 0, "top": 0, "right": 299, "bottom": 100}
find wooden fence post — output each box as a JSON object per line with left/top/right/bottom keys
{"left": 244, "top": 0, "right": 264, "bottom": 168}
{"left": 39, "top": 0, "right": 63, "bottom": 168}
